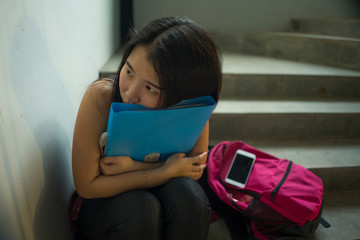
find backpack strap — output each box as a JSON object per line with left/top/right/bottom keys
{"left": 319, "top": 217, "right": 331, "bottom": 228}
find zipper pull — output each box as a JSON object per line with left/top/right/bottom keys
{"left": 271, "top": 189, "right": 278, "bottom": 201}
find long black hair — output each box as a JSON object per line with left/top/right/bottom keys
{"left": 113, "top": 17, "right": 222, "bottom": 107}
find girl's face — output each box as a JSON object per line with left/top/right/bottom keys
{"left": 119, "top": 45, "right": 161, "bottom": 108}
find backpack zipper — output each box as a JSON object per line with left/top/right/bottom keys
{"left": 271, "top": 160, "right": 293, "bottom": 201}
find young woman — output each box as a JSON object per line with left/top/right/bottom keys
{"left": 71, "top": 17, "right": 222, "bottom": 239}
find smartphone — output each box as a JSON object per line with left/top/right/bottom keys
{"left": 225, "top": 149, "right": 256, "bottom": 188}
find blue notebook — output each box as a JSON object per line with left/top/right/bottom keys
{"left": 101, "top": 95, "right": 217, "bottom": 162}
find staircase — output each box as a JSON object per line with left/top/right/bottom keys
{"left": 207, "top": 18, "right": 360, "bottom": 240}
{"left": 100, "top": 18, "right": 360, "bottom": 240}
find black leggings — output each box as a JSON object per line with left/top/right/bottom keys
{"left": 198, "top": 169, "right": 249, "bottom": 240}
{"left": 75, "top": 177, "right": 210, "bottom": 240}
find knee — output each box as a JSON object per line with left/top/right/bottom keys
{"left": 164, "top": 178, "right": 210, "bottom": 213}
{"left": 77, "top": 191, "right": 162, "bottom": 239}
{"left": 109, "top": 191, "right": 162, "bottom": 238}
{"left": 121, "top": 190, "right": 162, "bottom": 224}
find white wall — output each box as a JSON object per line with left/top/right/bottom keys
{"left": 134, "top": 0, "right": 360, "bottom": 31}
{"left": 0, "top": 0, "right": 119, "bottom": 239}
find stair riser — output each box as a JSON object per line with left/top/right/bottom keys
{"left": 311, "top": 167, "right": 360, "bottom": 192}
{"left": 292, "top": 19, "right": 360, "bottom": 39}
{"left": 209, "top": 113, "right": 360, "bottom": 141}
{"left": 221, "top": 74, "right": 360, "bottom": 100}
{"left": 211, "top": 31, "right": 360, "bottom": 71}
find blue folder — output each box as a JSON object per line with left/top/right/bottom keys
{"left": 103, "top": 95, "right": 217, "bottom": 162}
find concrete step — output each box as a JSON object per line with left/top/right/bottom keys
{"left": 210, "top": 100, "right": 360, "bottom": 141}
{"left": 209, "top": 99, "right": 360, "bottom": 193}
{"left": 292, "top": 18, "right": 360, "bottom": 39}
{"left": 210, "top": 30, "right": 360, "bottom": 71}
{"left": 221, "top": 53, "right": 360, "bottom": 100}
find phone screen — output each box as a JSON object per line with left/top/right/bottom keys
{"left": 227, "top": 152, "right": 254, "bottom": 185}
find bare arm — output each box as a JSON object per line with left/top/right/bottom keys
{"left": 189, "top": 121, "right": 209, "bottom": 157}
{"left": 188, "top": 121, "right": 209, "bottom": 180}
{"left": 100, "top": 155, "right": 163, "bottom": 176}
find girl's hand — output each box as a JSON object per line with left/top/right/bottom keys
{"left": 100, "top": 156, "right": 135, "bottom": 176}
{"left": 163, "top": 152, "right": 208, "bottom": 180}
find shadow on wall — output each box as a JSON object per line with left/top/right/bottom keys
{"left": 9, "top": 16, "right": 75, "bottom": 239}
{"left": 32, "top": 121, "right": 74, "bottom": 239}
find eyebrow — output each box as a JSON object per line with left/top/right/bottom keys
{"left": 126, "top": 60, "right": 161, "bottom": 90}
{"left": 126, "top": 61, "right": 135, "bottom": 73}
{"left": 145, "top": 80, "right": 160, "bottom": 90}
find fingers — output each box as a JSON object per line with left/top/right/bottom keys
{"left": 101, "top": 155, "right": 131, "bottom": 164}
{"left": 165, "top": 152, "right": 207, "bottom": 179}
{"left": 100, "top": 161, "right": 112, "bottom": 175}
{"left": 99, "top": 156, "right": 123, "bottom": 175}
{"left": 190, "top": 152, "right": 208, "bottom": 165}
{"left": 191, "top": 163, "right": 206, "bottom": 172}
{"left": 188, "top": 162, "right": 206, "bottom": 180}
{"left": 189, "top": 165, "right": 206, "bottom": 180}
{"left": 100, "top": 156, "right": 114, "bottom": 164}
{"left": 188, "top": 152, "right": 207, "bottom": 178}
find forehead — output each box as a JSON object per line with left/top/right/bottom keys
{"left": 127, "top": 46, "right": 157, "bottom": 77}
{"left": 128, "top": 45, "right": 149, "bottom": 60}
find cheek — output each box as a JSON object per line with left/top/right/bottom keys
{"left": 119, "top": 79, "right": 124, "bottom": 93}
{"left": 119, "top": 70, "right": 127, "bottom": 93}
{"left": 144, "top": 96, "right": 160, "bottom": 108}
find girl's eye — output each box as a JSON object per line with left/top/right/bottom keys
{"left": 127, "top": 69, "right": 133, "bottom": 77}
{"left": 146, "top": 86, "right": 156, "bottom": 94}
{"left": 146, "top": 86, "right": 159, "bottom": 95}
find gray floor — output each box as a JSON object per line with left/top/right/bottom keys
{"left": 208, "top": 190, "right": 360, "bottom": 240}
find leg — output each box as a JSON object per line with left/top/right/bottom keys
{"left": 151, "top": 177, "right": 211, "bottom": 240}
{"left": 76, "top": 190, "right": 162, "bottom": 240}
{"left": 198, "top": 170, "right": 249, "bottom": 240}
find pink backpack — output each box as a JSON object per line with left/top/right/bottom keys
{"left": 207, "top": 141, "right": 324, "bottom": 240}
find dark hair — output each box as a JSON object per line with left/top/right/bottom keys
{"left": 113, "top": 17, "right": 222, "bottom": 107}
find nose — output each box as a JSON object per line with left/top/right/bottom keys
{"left": 125, "top": 82, "right": 140, "bottom": 104}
